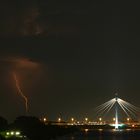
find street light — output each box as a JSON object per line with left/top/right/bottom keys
{"left": 11, "top": 132, "right": 14, "bottom": 135}
{"left": 127, "top": 118, "right": 130, "bottom": 124}
{"left": 58, "top": 118, "right": 61, "bottom": 122}
{"left": 127, "top": 118, "right": 130, "bottom": 121}
{"left": 85, "top": 118, "right": 88, "bottom": 121}
{"left": 71, "top": 118, "right": 74, "bottom": 122}
{"left": 99, "top": 117, "right": 102, "bottom": 124}
{"left": 99, "top": 118, "right": 102, "bottom": 121}
{"left": 15, "top": 132, "right": 20, "bottom": 136}
{"left": 77, "top": 121, "right": 80, "bottom": 124}
{"left": 43, "top": 117, "right": 47, "bottom": 122}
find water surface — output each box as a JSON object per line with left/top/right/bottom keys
{"left": 56, "top": 129, "right": 140, "bottom": 140}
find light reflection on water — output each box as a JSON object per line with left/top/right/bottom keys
{"left": 55, "top": 129, "right": 140, "bottom": 140}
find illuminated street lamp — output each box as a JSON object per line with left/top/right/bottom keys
{"left": 15, "top": 132, "right": 20, "bottom": 136}
{"left": 11, "top": 132, "right": 14, "bottom": 135}
{"left": 43, "top": 117, "right": 47, "bottom": 122}
{"left": 84, "top": 118, "right": 88, "bottom": 125}
{"left": 127, "top": 118, "right": 130, "bottom": 121}
{"left": 58, "top": 118, "right": 61, "bottom": 122}
{"left": 70, "top": 118, "right": 74, "bottom": 125}
{"left": 71, "top": 118, "right": 74, "bottom": 122}
{"left": 127, "top": 118, "right": 130, "bottom": 124}
{"left": 6, "top": 132, "right": 10, "bottom": 136}
{"left": 84, "top": 118, "right": 88, "bottom": 124}
{"left": 99, "top": 117, "right": 102, "bottom": 124}
{"left": 113, "top": 118, "right": 116, "bottom": 121}
{"left": 85, "top": 118, "right": 88, "bottom": 121}
{"left": 132, "top": 124, "right": 135, "bottom": 127}
{"left": 99, "top": 117, "right": 102, "bottom": 121}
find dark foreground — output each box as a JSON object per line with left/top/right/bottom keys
{"left": 0, "top": 116, "right": 78, "bottom": 140}
{"left": 1, "top": 116, "right": 140, "bottom": 140}
{"left": 2, "top": 129, "right": 140, "bottom": 140}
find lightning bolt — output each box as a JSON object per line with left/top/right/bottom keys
{"left": 13, "top": 72, "right": 28, "bottom": 114}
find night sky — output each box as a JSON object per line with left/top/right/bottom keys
{"left": 0, "top": 0, "right": 140, "bottom": 121}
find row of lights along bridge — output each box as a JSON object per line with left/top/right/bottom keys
{"left": 41, "top": 94, "right": 140, "bottom": 129}
{"left": 40, "top": 117, "right": 136, "bottom": 126}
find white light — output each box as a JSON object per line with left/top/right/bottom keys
{"left": 71, "top": 118, "right": 74, "bottom": 121}
{"left": 84, "top": 129, "right": 88, "bottom": 132}
{"left": 15, "top": 132, "right": 20, "bottom": 135}
{"left": 99, "top": 118, "right": 102, "bottom": 121}
{"left": 110, "top": 123, "right": 124, "bottom": 127}
{"left": 85, "top": 118, "right": 88, "bottom": 121}
{"left": 58, "top": 118, "right": 61, "bottom": 122}
{"left": 127, "top": 118, "right": 130, "bottom": 121}
{"left": 43, "top": 118, "right": 47, "bottom": 122}
{"left": 6, "top": 132, "right": 10, "bottom": 135}
{"left": 11, "top": 132, "right": 14, "bottom": 135}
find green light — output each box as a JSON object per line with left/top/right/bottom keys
{"left": 110, "top": 123, "right": 125, "bottom": 127}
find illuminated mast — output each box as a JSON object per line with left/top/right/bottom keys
{"left": 115, "top": 93, "right": 119, "bottom": 129}
{"left": 95, "top": 92, "right": 140, "bottom": 129}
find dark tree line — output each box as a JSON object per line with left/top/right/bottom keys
{"left": 0, "top": 116, "right": 78, "bottom": 140}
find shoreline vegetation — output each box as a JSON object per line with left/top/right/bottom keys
{"left": 1, "top": 116, "right": 140, "bottom": 140}
{"left": 0, "top": 116, "right": 78, "bottom": 140}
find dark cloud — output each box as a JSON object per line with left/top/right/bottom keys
{"left": 0, "top": 1, "right": 47, "bottom": 37}
{"left": 0, "top": 1, "right": 112, "bottom": 38}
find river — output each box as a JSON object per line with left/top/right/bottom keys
{"left": 55, "top": 129, "right": 140, "bottom": 140}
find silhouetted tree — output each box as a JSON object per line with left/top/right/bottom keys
{"left": 12, "top": 116, "right": 46, "bottom": 140}
{"left": 14, "top": 116, "right": 43, "bottom": 127}
{"left": 0, "top": 116, "right": 8, "bottom": 130}
{"left": 0, "top": 134, "right": 6, "bottom": 140}
{"left": 10, "top": 116, "right": 78, "bottom": 140}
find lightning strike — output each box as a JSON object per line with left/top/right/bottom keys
{"left": 13, "top": 72, "right": 28, "bottom": 114}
